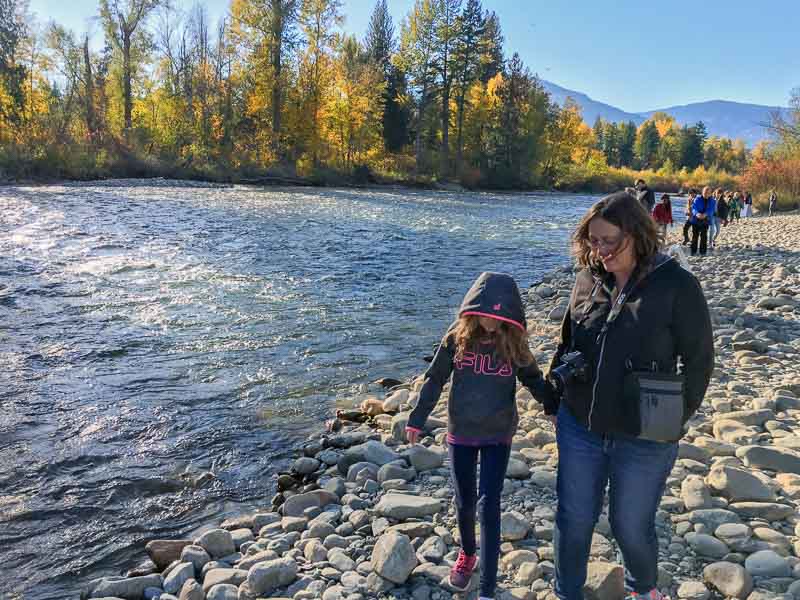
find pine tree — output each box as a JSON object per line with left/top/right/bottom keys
{"left": 635, "top": 120, "right": 660, "bottom": 169}
{"left": 432, "top": 0, "right": 461, "bottom": 178}
{"left": 365, "top": 0, "right": 409, "bottom": 152}
{"left": 478, "top": 10, "right": 502, "bottom": 83}
{"left": 452, "top": 0, "right": 484, "bottom": 175}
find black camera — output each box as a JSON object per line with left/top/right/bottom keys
{"left": 549, "top": 351, "right": 591, "bottom": 395}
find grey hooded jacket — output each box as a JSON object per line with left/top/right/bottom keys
{"left": 407, "top": 272, "right": 555, "bottom": 444}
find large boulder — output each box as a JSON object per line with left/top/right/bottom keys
{"left": 202, "top": 569, "right": 247, "bottom": 593}
{"left": 382, "top": 389, "right": 409, "bottom": 413}
{"left": 728, "top": 502, "right": 794, "bottom": 520}
{"left": 374, "top": 494, "right": 441, "bottom": 519}
{"left": 247, "top": 557, "right": 298, "bottom": 596}
{"left": 197, "top": 529, "right": 235, "bottom": 559}
{"left": 506, "top": 458, "right": 530, "bottom": 479}
{"left": 713, "top": 410, "right": 773, "bottom": 427}
{"left": 145, "top": 540, "right": 193, "bottom": 570}
{"left": 371, "top": 531, "right": 418, "bottom": 584}
{"left": 206, "top": 584, "right": 239, "bottom": 600}
{"left": 583, "top": 562, "right": 624, "bottom": 600}
{"left": 737, "top": 445, "right": 800, "bottom": 474}
{"left": 689, "top": 509, "right": 741, "bottom": 531}
{"left": 685, "top": 533, "right": 730, "bottom": 559}
{"left": 681, "top": 475, "right": 712, "bottom": 510}
{"left": 163, "top": 562, "right": 195, "bottom": 595}
{"left": 390, "top": 412, "right": 446, "bottom": 442}
{"left": 282, "top": 490, "right": 339, "bottom": 517}
{"left": 377, "top": 463, "right": 416, "bottom": 484}
{"left": 178, "top": 579, "right": 205, "bottom": 600}
{"left": 87, "top": 575, "right": 163, "bottom": 600}
{"left": 703, "top": 562, "right": 753, "bottom": 599}
{"left": 501, "top": 511, "right": 531, "bottom": 541}
{"left": 743, "top": 550, "right": 791, "bottom": 577}
{"left": 403, "top": 445, "right": 445, "bottom": 472}
{"left": 706, "top": 466, "right": 776, "bottom": 502}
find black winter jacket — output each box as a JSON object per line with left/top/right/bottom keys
{"left": 549, "top": 255, "right": 714, "bottom": 437}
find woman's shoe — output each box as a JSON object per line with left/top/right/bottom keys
{"left": 448, "top": 549, "right": 477, "bottom": 590}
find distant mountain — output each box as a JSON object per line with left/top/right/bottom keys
{"left": 541, "top": 80, "right": 644, "bottom": 127}
{"left": 540, "top": 80, "right": 785, "bottom": 146}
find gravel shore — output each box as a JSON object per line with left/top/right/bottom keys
{"left": 81, "top": 212, "right": 800, "bottom": 600}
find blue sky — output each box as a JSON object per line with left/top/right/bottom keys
{"left": 28, "top": 0, "right": 799, "bottom": 112}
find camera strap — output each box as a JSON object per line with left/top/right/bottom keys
{"left": 596, "top": 273, "right": 640, "bottom": 343}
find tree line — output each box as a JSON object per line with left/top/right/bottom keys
{"left": 0, "top": 0, "right": 760, "bottom": 190}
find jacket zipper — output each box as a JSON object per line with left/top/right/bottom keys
{"left": 588, "top": 333, "right": 607, "bottom": 430}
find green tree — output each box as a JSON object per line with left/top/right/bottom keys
{"left": 365, "top": 0, "right": 409, "bottom": 152}
{"left": 477, "top": 10, "right": 502, "bottom": 83}
{"left": 99, "top": 0, "right": 161, "bottom": 140}
{"left": 397, "top": 0, "right": 439, "bottom": 172}
{"left": 635, "top": 119, "right": 659, "bottom": 169}
{"left": 432, "top": 0, "right": 461, "bottom": 177}
{"left": 618, "top": 120, "right": 636, "bottom": 167}
{"left": 451, "top": 0, "right": 484, "bottom": 175}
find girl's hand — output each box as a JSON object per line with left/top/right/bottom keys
{"left": 405, "top": 427, "right": 420, "bottom": 445}
{"left": 546, "top": 414, "right": 557, "bottom": 427}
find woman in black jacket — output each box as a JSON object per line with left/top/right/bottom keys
{"left": 549, "top": 192, "right": 714, "bottom": 600}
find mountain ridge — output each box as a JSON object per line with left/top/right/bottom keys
{"left": 540, "top": 80, "right": 784, "bottom": 146}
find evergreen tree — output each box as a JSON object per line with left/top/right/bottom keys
{"left": 635, "top": 120, "right": 659, "bottom": 169}
{"left": 679, "top": 123, "right": 704, "bottom": 169}
{"left": 478, "top": 10, "right": 502, "bottom": 83}
{"left": 0, "top": 0, "right": 27, "bottom": 125}
{"left": 365, "top": 0, "right": 409, "bottom": 152}
{"left": 618, "top": 120, "right": 636, "bottom": 167}
{"left": 432, "top": 0, "right": 461, "bottom": 177}
{"left": 592, "top": 116, "right": 604, "bottom": 150}
{"left": 451, "top": 0, "right": 484, "bottom": 174}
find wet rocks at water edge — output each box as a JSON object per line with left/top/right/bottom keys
{"left": 81, "top": 212, "right": 800, "bottom": 600}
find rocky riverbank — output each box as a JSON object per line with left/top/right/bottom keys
{"left": 81, "top": 213, "right": 800, "bottom": 600}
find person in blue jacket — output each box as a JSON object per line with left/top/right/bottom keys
{"left": 690, "top": 186, "right": 713, "bottom": 256}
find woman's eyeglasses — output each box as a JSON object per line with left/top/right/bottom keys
{"left": 588, "top": 233, "right": 625, "bottom": 252}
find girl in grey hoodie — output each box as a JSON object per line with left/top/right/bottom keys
{"left": 406, "top": 272, "right": 556, "bottom": 599}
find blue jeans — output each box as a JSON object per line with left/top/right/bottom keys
{"left": 709, "top": 215, "right": 718, "bottom": 243}
{"left": 554, "top": 405, "right": 677, "bottom": 600}
{"left": 449, "top": 442, "right": 511, "bottom": 598}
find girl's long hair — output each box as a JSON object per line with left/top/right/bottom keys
{"left": 447, "top": 314, "right": 535, "bottom": 367}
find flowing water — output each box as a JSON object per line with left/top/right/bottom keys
{"left": 0, "top": 181, "right": 598, "bottom": 598}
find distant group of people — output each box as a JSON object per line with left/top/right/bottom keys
{"left": 681, "top": 187, "right": 755, "bottom": 255}
{"left": 628, "top": 179, "right": 765, "bottom": 257}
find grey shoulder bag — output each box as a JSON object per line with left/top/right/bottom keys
{"left": 601, "top": 278, "right": 685, "bottom": 443}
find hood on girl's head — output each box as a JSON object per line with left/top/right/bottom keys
{"left": 459, "top": 272, "right": 526, "bottom": 332}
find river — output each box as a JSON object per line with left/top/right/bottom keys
{"left": 0, "top": 181, "right": 599, "bottom": 598}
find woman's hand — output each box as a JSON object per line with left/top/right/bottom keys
{"left": 545, "top": 414, "right": 557, "bottom": 427}
{"left": 405, "top": 427, "right": 420, "bottom": 445}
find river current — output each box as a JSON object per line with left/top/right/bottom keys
{"left": 0, "top": 181, "right": 599, "bottom": 598}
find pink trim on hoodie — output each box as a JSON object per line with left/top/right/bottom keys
{"left": 460, "top": 311, "right": 526, "bottom": 332}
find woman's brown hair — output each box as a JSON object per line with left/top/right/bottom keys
{"left": 572, "top": 191, "right": 660, "bottom": 273}
{"left": 447, "top": 315, "right": 535, "bottom": 367}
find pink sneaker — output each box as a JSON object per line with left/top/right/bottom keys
{"left": 449, "top": 549, "right": 477, "bottom": 590}
{"left": 627, "top": 590, "right": 667, "bottom": 600}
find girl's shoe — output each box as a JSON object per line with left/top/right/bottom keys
{"left": 627, "top": 590, "right": 667, "bottom": 600}
{"left": 449, "top": 549, "right": 477, "bottom": 590}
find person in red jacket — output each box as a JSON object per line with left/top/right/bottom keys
{"left": 652, "top": 193, "right": 673, "bottom": 239}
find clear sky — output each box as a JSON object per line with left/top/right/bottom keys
{"left": 28, "top": 0, "right": 800, "bottom": 111}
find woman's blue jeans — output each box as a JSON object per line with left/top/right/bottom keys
{"left": 554, "top": 405, "right": 677, "bottom": 600}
